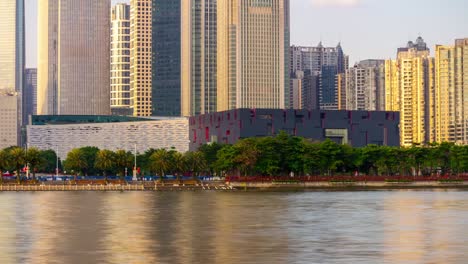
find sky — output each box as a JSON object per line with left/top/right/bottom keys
{"left": 25, "top": 0, "right": 468, "bottom": 68}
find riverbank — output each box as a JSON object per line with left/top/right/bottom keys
{"left": 2, "top": 180, "right": 468, "bottom": 192}
{"left": 229, "top": 181, "right": 468, "bottom": 191}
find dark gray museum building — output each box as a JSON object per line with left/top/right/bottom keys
{"left": 189, "top": 109, "right": 400, "bottom": 150}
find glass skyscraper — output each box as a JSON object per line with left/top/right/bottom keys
{"left": 152, "top": 0, "right": 181, "bottom": 117}
{"left": 0, "top": 0, "right": 24, "bottom": 148}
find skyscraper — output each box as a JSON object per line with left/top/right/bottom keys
{"left": 181, "top": 0, "right": 218, "bottom": 117}
{"left": 152, "top": 0, "right": 181, "bottom": 116}
{"left": 456, "top": 39, "right": 468, "bottom": 144}
{"left": 130, "top": 0, "right": 152, "bottom": 117}
{"left": 385, "top": 37, "right": 435, "bottom": 146}
{"left": 0, "top": 0, "right": 24, "bottom": 148}
{"left": 217, "top": 0, "right": 290, "bottom": 111}
{"left": 111, "top": 3, "right": 131, "bottom": 116}
{"left": 37, "top": 0, "right": 111, "bottom": 115}
{"left": 24, "top": 68, "right": 38, "bottom": 123}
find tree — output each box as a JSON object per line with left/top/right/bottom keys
{"left": 0, "top": 149, "right": 10, "bottom": 184}
{"left": 80, "top": 147, "right": 100, "bottom": 176}
{"left": 233, "top": 138, "right": 259, "bottom": 176}
{"left": 115, "top": 150, "right": 133, "bottom": 180}
{"left": 149, "top": 149, "right": 172, "bottom": 181}
{"left": 95, "top": 150, "right": 116, "bottom": 182}
{"left": 171, "top": 151, "right": 186, "bottom": 181}
{"left": 8, "top": 147, "right": 26, "bottom": 184}
{"left": 64, "top": 148, "right": 87, "bottom": 182}
{"left": 38, "top": 150, "right": 59, "bottom": 174}
{"left": 185, "top": 151, "right": 208, "bottom": 181}
{"left": 214, "top": 145, "right": 237, "bottom": 177}
{"left": 26, "top": 147, "right": 44, "bottom": 181}
{"left": 198, "top": 143, "right": 223, "bottom": 176}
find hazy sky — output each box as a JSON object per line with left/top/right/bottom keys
{"left": 25, "top": 0, "right": 468, "bottom": 68}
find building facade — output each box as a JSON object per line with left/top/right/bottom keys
{"left": 434, "top": 39, "right": 468, "bottom": 144}
{"left": 181, "top": 0, "right": 218, "bottom": 117}
{"left": 24, "top": 68, "right": 38, "bottom": 124}
{"left": 27, "top": 116, "right": 189, "bottom": 160}
{"left": 345, "top": 60, "right": 385, "bottom": 111}
{"left": 130, "top": 0, "right": 152, "bottom": 117}
{"left": 37, "top": 0, "right": 110, "bottom": 115}
{"left": 0, "top": 0, "right": 25, "bottom": 148}
{"left": 189, "top": 109, "right": 400, "bottom": 151}
{"left": 217, "top": 0, "right": 290, "bottom": 111}
{"left": 111, "top": 4, "right": 131, "bottom": 116}
{"left": 152, "top": 0, "right": 182, "bottom": 116}
{"left": 385, "top": 37, "right": 435, "bottom": 146}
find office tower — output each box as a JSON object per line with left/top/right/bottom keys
{"left": 302, "top": 71, "right": 319, "bottom": 110}
{"left": 345, "top": 60, "right": 385, "bottom": 111}
{"left": 217, "top": 0, "right": 290, "bottom": 111}
{"left": 111, "top": 4, "right": 131, "bottom": 116}
{"left": 0, "top": 0, "right": 24, "bottom": 148}
{"left": 385, "top": 37, "right": 434, "bottom": 146}
{"left": 319, "top": 65, "right": 339, "bottom": 110}
{"left": 37, "top": 0, "right": 110, "bottom": 115}
{"left": 152, "top": 0, "right": 181, "bottom": 116}
{"left": 181, "top": 0, "right": 218, "bottom": 117}
{"left": 24, "top": 69, "right": 37, "bottom": 123}
{"left": 434, "top": 39, "right": 468, "bottom": 144}
{"left": 129, "top": 0, "right": 152, "bottom": 117}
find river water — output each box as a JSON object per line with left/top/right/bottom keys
{"left": 1, "top": 190, "right": 467, "bottom": 264}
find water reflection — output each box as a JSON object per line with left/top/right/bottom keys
{"left": 0, "top": 191, "right": 468, "bottom": 264}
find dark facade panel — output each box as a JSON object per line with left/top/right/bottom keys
{"left": 189, "top": 108, "right": 400, "bottom": 150}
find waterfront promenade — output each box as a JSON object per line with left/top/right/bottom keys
{"left": 2, "top": 178, "right": 468, "bottom": 191}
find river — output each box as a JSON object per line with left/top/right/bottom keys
{"left": 1, "top": 190, "right": 467, "bottom": 263}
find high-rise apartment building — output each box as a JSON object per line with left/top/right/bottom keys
{"left": 345, "top": 60, "right": 385, "bottom": 111}
{"left": 217, "top": 0, "right": 290, "bottom": 111}
{"left": 181, "top": 0, "right": 218, "bottom": 117}
{"left": 433, "top": 38, "right": 468, "bottom": 144}
{"left": 37, "top": 0, "right": 110, "bottom": 115}
{"left": 129, "top": 0, "right": 152, "bottom": 117}
{"left": 24, "top": 68, "right": 38, "bottom": 124}
{"left": 0, "top": 0, "right": 24, "bottom": 148}
{"left": 290, "top": 43, "right": 348, "bottom": 74}
{"left": 111, "top": 4, "right": 131, "bottom": 116}
{"left": 152, "top": 0, "right": 182, "bottom": 116}
{"left": 385, "top": 37, "right": 435, "bottom": 146}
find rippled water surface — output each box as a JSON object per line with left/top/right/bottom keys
{"left": 1, "top": 191, "right": 468, "bottom": 264}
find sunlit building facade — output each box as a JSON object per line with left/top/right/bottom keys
{"left": 130, "top": 0, "right": 152, "bottom": 117}
{"left": 434, "top": 39, "right": 468, "bottom": 144}
{"left": 0, "top": 0, "right": 24, "bottom": 148}
{"left": 217, "top": 0, "right": 290, "bottom": 111}
{"left": 111, "top": 4, "right": 131, "bottom": 116}
{"left": 385, "top": 37, "right": 435, "bottom": 146}
{"left": 37, "top": 0, "right": 110, "bottom": 116}
{"left": 181, "top": 0, "right": 218, "bottom": 117}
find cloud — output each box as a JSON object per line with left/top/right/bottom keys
{"left": 310, "top": 0, "right": 362, "bottom": 8}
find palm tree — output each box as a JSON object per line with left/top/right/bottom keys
{"left": 9, "top": 147, "right": 26, "bottom": 184}
{"left": 115, "top": 150, "right": 133, "bottom": 181}
{"left": 185, "top": 151, "right": 208, "bottom": 181}
{"left": 149, "top": 149, "right": 171, "bottom": 181}
{"left": 171, "top": 151, "right": 186, "bottom": 182}
{"left": 0, "top": 149, "right": 10, "bottom": 184}
{"left": 26, "top": 147, "right": 43, "bottom": 182}
{"left": 64, "top": 148, "right": 88, "bottom": 182}
{"left": 95, "top": 150, "right": 116, "bottom": 183}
